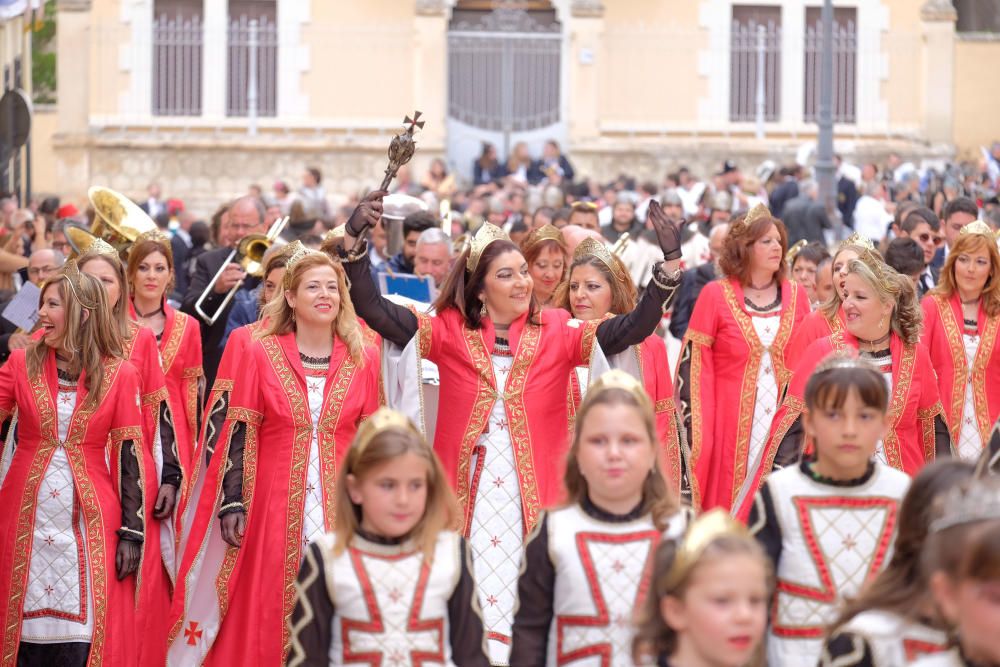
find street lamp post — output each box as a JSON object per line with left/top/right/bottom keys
{"left": 815, "top": 0, "right": 841, "bottom": 233}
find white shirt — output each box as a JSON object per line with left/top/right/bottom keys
{"left": 852, "top": 195, "right": 893, "bottom": 242}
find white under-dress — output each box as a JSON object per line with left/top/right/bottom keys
{"left": 302, "top": 373, "right": 328, "bottom": 552}
{"left": 956, "top": 331, "right": 983, "bottom": 461}
{"left": 469, "top": 353, "right": 522, "bottom": 666}
{"left": 21, "top": 388, "right": 95, "bottom": 645}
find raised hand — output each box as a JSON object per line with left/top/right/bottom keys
{"left": 648, "top": 200, "right": 683, "bottom": 262}
{"left": 345, "top": 190, "right": 388, "bottom": 239}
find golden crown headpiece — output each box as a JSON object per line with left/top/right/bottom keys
{"left": 466, "top": 223, "right": 510, "bottom": 273}
{"left": 325, "top": 224, "right": 347, "bottom": 241}
{"left": 929, "top": 478, "right": 1000, "bottom": 534}
{"left": 132, "top": 229, "right": 174, "bottom": 263}
{"left": 522, "top": 223, "right": 566, "bottom": 252}
{"left": 959, "top": 220, "right": 994, "bottom": 239}
{"left": 785, "top": 239, "right": 808, "bottom": 265}
{"left": 851, "top": 248, "right": 899, "bottom": 294}
{"left": 813, "top": 351, "right": 881, "bottom": 376}
{"left": 352, "top": 407, "right": 423, "bottom": 459}
{"left": 839, "top": 232, "right": 877, "bottom": 253}
{"left": 662, "top": 509, "right": 750, "bottom": 589}
{"left": 282, "top": 241, "right": 322, "bottom": 289}
{"left": 732, "top": 202, "right": 771, "bottom": 232}
{"left": 59, "top": 260, "right": 101, "bottom": 311}
{"left": 585, "top": 369, "right": 653, "bottom": 413}
{"left": 573, "top": 237, "right": 630, "bottom": 285}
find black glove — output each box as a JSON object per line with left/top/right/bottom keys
{"left": 220, "top": 511, "right": 247, "bottom": 548}
{"left": 648, "top": 200, "right": 683, "bottom": 261}
{"left": 115, "top": 539, "right": 141, "bottom": 580}
{"left": 345, "top": 190, "right": 388, "bottom": 238}
{"left": 153, "top": 483, "right": 178, "bottom": 520}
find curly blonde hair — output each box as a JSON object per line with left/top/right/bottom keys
{"left": 846, "top": 256, "right": 923, "bottom": 345}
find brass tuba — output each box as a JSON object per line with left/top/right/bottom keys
{"left": 86, "top": 186, "right": 159, "bottom": 260}
{"left": 194, "top": 216, "right": 289, "bottom": 325}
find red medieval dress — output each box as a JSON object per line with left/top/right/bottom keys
{"left": 785, "top": 307, "right": 846, "bottom": 370}
{"left": 167, "top": 330, "right": 381, "bottom": 666}
{"left": 736, "top": 331, "right": 949, "bottom": 520}
{"left": 921, "top": 293, "right": 1000, "bottom": 461}
{"left": 0, "top": 349, "right": 145, "bottom": 667}
{"left": 340, "top": 248, "right": 679, "bottom": 665}
{"left": 676, "top": 278, "right": 810, "bottom": 514}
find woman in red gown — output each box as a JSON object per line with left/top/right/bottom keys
{"left": 556, "top": 236, "right": 690, "bottom": 504}
{"left": 921, "top": 221, "right": 1000, "bottom": 461}
{"left": 676, "top": 204, "right": 810, "bottom": 515}
{"left": 168, "top": 249, "right": 382, "bottom": 666}
{"left": 337, "top": 193, "right": 682, "bottom": 664}
{"left": 521, "top": 223, "right": 567, "bottom": 309}
{"left": 741, "top": 251, "right": 949, "bottom": 520}
{"left": 0, "top": 267, "right": 144, "bottom": 666}
{"left": 785, "top": 233, "right": 878, "bottom": 369}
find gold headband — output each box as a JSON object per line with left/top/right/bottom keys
{"left": 733, "top": 202, "right": 770, "bottom": 231}
{"left": 853, "top": 249, "right": 899, "bottom": 294}
{"left": 352, "top": 407, "right": 422, "bottom": 458}
{"left": 466, "top": 223, "right": 509, "bottom": 273}
{"left": 59, "top": 260, "right": 100, "bottom": 311}
{"left": 662, "top": 509, "right": 750, "bottom": 589}
{"left": 813, "top": 351, "right": 880, "bottom": 375}
{"left": 839, "top": 232, "right": 876, "bottom": 253}
{"left": 959, "top": 220, "right": 994, "bottom": 239}
{"left": 785, "top": 239, "right": 807, "bottom": 265}
{"left": 523, "top": 224, "right": 565, "bottom": 252}
{"left": 282, "top": 241, "right": 322, "bottom": 289}
{"left": 585, "top": 369, "right": 653, "bottom": 414}
{"left": 132, "top": 229, "right": 174, "bottom": 264}
{"left": 573, "top": 237, "right": 630, "bottom": 285}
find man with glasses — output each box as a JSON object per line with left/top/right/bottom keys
{"left": 897, "top": 207, "right": 943, "bottom": 297}
{"left": 0, "top": 248, "right": 64, "bottom": 361}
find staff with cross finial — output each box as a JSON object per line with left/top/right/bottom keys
{"left": 380, "top": 111, "right": 424, "bottom": 191}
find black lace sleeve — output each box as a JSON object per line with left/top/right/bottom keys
{"left": 508, "top": 513, "right": 554, "bottom": 666}
{"left": 202, "top": 387, "right": 231, "bottom": 465}
{"left": 159, "top": 402, "right": 181, "bottom": 487}
{"left": 676, "top": 339, "right": 695, "bottom": 459}
{"left": 117, "top": 439, "right": 145, "bottom": 543}
{"left": 747, "top": 482, "right": 782, "bottom": 570}
{"left": 979, "top": 418, "right": 1000, "bottom": 476}
{"left": 287, "top": 541, "right": 336, "bottom": 667}
{"left": 596, "top": 265, "right": 680, "bottom": 356}
{"left": 217, "top": 420, "right": 247, "bottom": 518}
{"left": 934, "top": 415, "right": 951, "bottom": 459}
{"left": 338, "top": 244, "right": 418, "bottom": 348}
{"left": 448, "top": 538, "right": 490, "bottom": 666}
{"left": 773, "top": 417, "right": 805, "bottom": 469}
{"left": 819, "top": 632, "right": 876, "bottom": 667}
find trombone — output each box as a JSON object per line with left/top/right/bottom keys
{"left": 194, "top": 216, "right": 289, "bottom": 325}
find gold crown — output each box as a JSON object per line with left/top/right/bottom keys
{"left": 585, "top": 369, "right": 653, "bottom": 413}
{"left": 929, "top": 478, "right": 1000, "bottom": 534}
{"left": 132, "top": 229, "right": 173, "bottom": 263}
{"left": 282, "top": 241, "right": 321, "bottom": 289}
{"left": 733, "top": 202, "right": 770, "bottom": 231}
{"left": 353, "top": 407, "right": 422, "bottom": 458}
{"left": 60, "top": 260, "right": 101, "bottom": 311}
{"left": 466, "top": 223, "right": 510, "bottom": 273}
{"left": 573, "top": 237, "right": 629, "bottom": 285}
{"left": 839, "top": 232, "right": 877, "bottom": 253}
{"left": 959, "top": 220, "right": 994, "bottom": 238}
{"left": 66, "top": 226, "right": 118, "bottom": 259}
{"left": 813, "top": 351, "right": 881, "bottom": 375}
{"left": 325, "top": 224, "right": 347, "bottom": 241}
{"left": 523, "top": 224, "right": 565, "bottom": 252}
{"left": 852, "top": 248, "right": 899, "bottom": 294}
{"left": 662, "top": 509, "right": 750, "bottom": 589}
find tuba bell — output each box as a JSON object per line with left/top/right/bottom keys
{"left": 87, "top": 186, "right": 159, "bottom": 261}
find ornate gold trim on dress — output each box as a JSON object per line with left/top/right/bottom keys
{"left": 586, "top": 368, "right": 652, "bottom": 413}
{"left": 573, "top": 237, "right": 629, "bottom": 284}
{"left": 354, "top": 407, "right": 420, "bottom": 457}
{"left": 133, "top": 229, "right": 174, "bottom": 263}
{"left": 733, "top": 202, "right": 770, "bottom": 231}
{"left": 466, "top": 223, "right": 510, "bottom": 273}
{"left": 662, "top": 509, "right": 749, "bottom": 588}
{"left": 959, "top": 220, "right": 995, "bottom": 238}
{"left": 839, "top": 232, "right": 877, "bottom": 252}
{"left": 522, "top": 223, "right": 565, "bottom": 252}
{"left": 929, "top": 478, "right": 1000, "bottom": 533}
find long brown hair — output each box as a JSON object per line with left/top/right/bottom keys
{"left": 846, "top": 257, "right": 923, "bottom": 344}
{"left": 27, "top": 272, "right": 123, "bottom": 408}
{"left": 126, "top": 238, "right": 175, "bottom": 299}
{"left": 931, "top": 232, "right": 1000, "bottom": 317}
{"left": 77, "top": 251, "right": 131, "bottom": 342}
{"left": 554, "top": 254, "right": 637, "bottom": 315}
{"left": 921, "top": 478, "right": 1000, "bottom": 591}
{"left": 830, "top": 460, "right": 976, "bottom": 632}
{"left": 564, "top": 385, "right": 679, "bottom": 530}
{"left": 257, "top": 252, "right": 366, "bottom": 366}
{"left": 432, "top": 239, "right": 540, "bottom": 329}
{"left": 632, "top": 532, "right": 770, "bottom": 663}
{"left": 718, "top": 212, "right": 789, "bottom": 285}
{"left": 334, "top": 426, "right": 460, "bottom": 559}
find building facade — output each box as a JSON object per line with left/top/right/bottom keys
{"left": 36, "top": 0, "right": 1000, "bottom": 213}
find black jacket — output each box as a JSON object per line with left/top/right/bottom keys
{"left": 669, "top": 263, "right": 718, "bottom": 340}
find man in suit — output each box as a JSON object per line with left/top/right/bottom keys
{"left": 896, "top": 207, "right": 943, "bottom": 298}
{"left": 182, "top": 196, "right": 267, "bottom": 387}
{"left": 139, "top": 182, "right": 165, "bottom": 219}
{"left": 0, "top": 248, "right": 63, "bottom": 362}
{"left": 781, "top": 180, "right": 832, "bottom": 245}
{"left": 669, "top": 222, "right": 729, "bottom": 340}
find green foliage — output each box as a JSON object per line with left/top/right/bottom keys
{"left": 31, "top": 0, "right": 57, "bottom": 103}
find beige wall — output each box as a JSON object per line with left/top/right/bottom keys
{"left": 952, "top": 37, "right": 1000, "bottom": 159}
{"left": 31, "top": 107, "right": 59, "bottom": 199}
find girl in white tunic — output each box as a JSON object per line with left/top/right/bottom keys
{"left": 630, "top": 510, "right": 770, "bottom": 667}
{"left": 911, "top": 477, "right": 1000, "bottom": 667}
{"left": 287, "top": 408, "right": 490, "bottom": 667}
{"left": 748, "top": 354, "right": 911, "bottom": 666}
{"left": 509, "top": 370, "right": 690, "bottom": 666}
{"left": 820, "top": 459, "right": 976, "bottom": 667}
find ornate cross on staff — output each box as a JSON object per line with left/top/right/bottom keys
{"left": 380, "top": 111, "right": 425, "bottom": 191}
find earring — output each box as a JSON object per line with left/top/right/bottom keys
{"left": 878, "top": 315, "right": 885, "bottom": 330}
{"left": 480, "top": 301, "right": 487, "bottom": 317}
{"left": 291, "top": 309, "right": 296, "bottom": 323}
